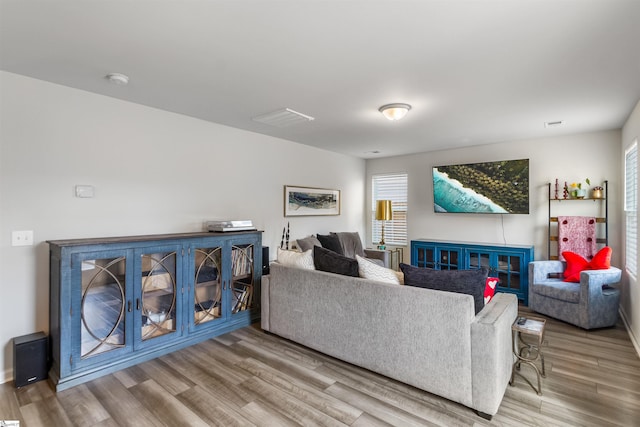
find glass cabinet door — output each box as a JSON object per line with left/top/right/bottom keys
{"left": 414, "top": 246, "right": 436, "bottom": 268}
{"left": 467, "top": 250, "right": 495, "bottom": 275}
{"left": 438, "top": 248, "right": 460, "bottom": 270}
{"left": 231, "top": 243, "right": 255, "bottom": 314}
{"left": 139, "top": 250, "right": 178, "bottom": 341}
{"left": 497, "top": 254, "right": 522, "bottom": 292}
{"left": 78, "top": 255, "right": 128, "bottom": 362}
{"left": 193, "top": 246, "right": 223, "bottom": 326}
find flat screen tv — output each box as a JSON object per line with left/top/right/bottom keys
{"left": 433, "top": 158, "right": 529, "bottom": 214}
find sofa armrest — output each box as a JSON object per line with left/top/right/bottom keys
{"left": 364, "top": 248, "right": 390, "bottom": 268}
{"left": 470, "top": 293, "right": 518, "bottom": 416}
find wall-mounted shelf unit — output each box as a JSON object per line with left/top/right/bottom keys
{"left": 547, "top": 180, "right": 608, "bottom": 260}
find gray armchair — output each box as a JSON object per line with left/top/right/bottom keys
{"left": 528, "top": 261, "right": 621, "bottom": 329}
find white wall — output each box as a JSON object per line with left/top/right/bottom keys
{"left": 0, "top": 71, "right": 366, "bottom": 382}
{"left": 621, "top": 99, "right": 640, "bottom": 353}
{"left": 366, "top": 130, "right": 622, "bottom": 266}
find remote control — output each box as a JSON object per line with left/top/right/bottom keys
{"left": 517, "top": 317, "right": 526, "bottom": 325}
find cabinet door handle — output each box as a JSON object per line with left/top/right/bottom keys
{"left": 136, "top": 298, "right": 141, "bottom": 310}
{"left": 128, "top": 300, "right": 132, "bottom": 312}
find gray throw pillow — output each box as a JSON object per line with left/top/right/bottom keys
{"left": 331, "top": 231, "right": 364, "bottom": 259}
{"left": 296, "top": 235, "right": 321, "bottom": 252}
{"left": 317, "top": 233, "right": 344, "bottom": 255}
{"left": 314, "top": 246, "right": 359, "bottom": 277}
{"left": 400, "top": 263, "right": 488, "bottom": 314}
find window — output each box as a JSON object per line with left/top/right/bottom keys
{"left": 372, "top": 173, "right": 408, "bottom": 245}
{"left": 626, "top": 140, "right": 638, "bottom": 277}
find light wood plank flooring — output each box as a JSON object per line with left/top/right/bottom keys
{"left": 2, "top": 306, "right": 639, "bottom": 426}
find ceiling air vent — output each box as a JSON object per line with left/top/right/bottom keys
{"left": 544, "top": 120, "right": 564, "bottom": 128}
{"left": 252, "top": 108, "right": 315, "bottom": 128}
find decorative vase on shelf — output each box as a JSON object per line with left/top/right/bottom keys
{"left": 572, "top": 188, "right": 587, "bottom": 199}
{"left": 592, "top": 187, "right": 604, "bottom": 199}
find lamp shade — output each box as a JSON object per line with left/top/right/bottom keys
{"left": 375, "top": 200, "right": 393, "bottom": 221}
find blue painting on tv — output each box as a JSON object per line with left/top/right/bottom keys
{"left": 433, "top": 159, "right": 529, "bottom": 214}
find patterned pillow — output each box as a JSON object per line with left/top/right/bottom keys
{"left": 276, "top": 247, "right": 315, "bottom": 270}
{"left": 484, "top": 277, "right": 498, "bottom": 304}
{"left": 356, "top": 255, "right": 400, "bottom": 285}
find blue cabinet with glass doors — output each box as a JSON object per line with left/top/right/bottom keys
{"left": 411, "top": 239, "right": 533, "bottom": 305}
{"left": 48, "top": 231, "right": 261, "bottom": 391}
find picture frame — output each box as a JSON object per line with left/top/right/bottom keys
{"left": 284, "top": 185, "right": 341, "bottom": 217}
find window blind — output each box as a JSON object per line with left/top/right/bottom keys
{"left": 372, "top": 173, "right": 408, "bottom": 245}
{"left": 626, "top": 141, "right": 638, "bottom": 277}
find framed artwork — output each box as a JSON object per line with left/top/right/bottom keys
{"left": 284, "top": 186, "right": 341, "bottom": 217}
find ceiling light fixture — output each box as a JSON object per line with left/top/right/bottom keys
{"left": 379, "top": 103, "right": 411, "bottom": 121}
{"left": 105, "top": 72, "right": 129, "bottom": 85}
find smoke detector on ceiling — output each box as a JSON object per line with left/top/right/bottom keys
{"left": 252, "top": 108, "right": 315, "bottom": 128}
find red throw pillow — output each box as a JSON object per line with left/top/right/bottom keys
{"left": 562, "top": 246, "right": 612, "bottom": 283}
{"left": 484, "top": 277, "right": 498, "bottom": 304}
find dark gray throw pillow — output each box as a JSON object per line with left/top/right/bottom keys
{"left": 316, "top": 233, "right": 344, "bottom": 255}
{"left": 400, "top": 263, "right": 488, "bottom": 314}
{"left": 314, "top": 246, "right": 359, "bottom": 277}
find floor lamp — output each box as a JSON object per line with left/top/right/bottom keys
{"left": 375, "top": 200, "right": 393, "bottom": 249}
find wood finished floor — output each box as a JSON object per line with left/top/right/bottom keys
{"left": 2, "top": 306, "right": 639, "bottom": 426}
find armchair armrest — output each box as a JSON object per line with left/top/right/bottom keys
{"left": 580, "top": 267, "right": 622, "bottom": 303}
{"left": 529, "top": 260, "right": 565, "bottom": 282}
{"left": 364, "top": 248, "right": 390, "bottom": 268}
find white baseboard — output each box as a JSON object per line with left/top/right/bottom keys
{"left": 620, "top": 308, "right": 640, "bottom": 358}
{"left": 0, "top": 368, "right": 13, "bottom": 385}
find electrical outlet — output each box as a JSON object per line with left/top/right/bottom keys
{"left": 12, "top": 230, "right": 34, "bottom": 246}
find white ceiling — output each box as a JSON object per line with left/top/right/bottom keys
{"left": 2, "top": 0, "right": 640, "bottom": 159}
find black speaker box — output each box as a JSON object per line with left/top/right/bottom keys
{"left": 262, "top": 246, "right": 270, "bottom": 275}
{"left": 13, "top": 331, "right": 48, "bottom": 388}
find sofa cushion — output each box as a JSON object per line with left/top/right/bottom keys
{"left": 331, "top": 232, "right": 365, "bottom": 259}
{"left": 317, "top": 233, "right": 344, "bottom": 255}
{"left": 400, "top": 264, "right": 488, "bottom": 314}
{"left": 356, "top": 254, "right": 400, "bottom": 285}
{"left": 276, "top": 248, "right": 315, "bottom": 270}
{"left": 296, "top": 235, "right": 321, "bottom": 252}
{"left": 531, "top": 279, "right": 580, "bottom": 303}
{"left": 563, "top": 246, "right": 612, "bottom": 282}
{"left": 314, "top": 246, "right": 359, "bottom": 277}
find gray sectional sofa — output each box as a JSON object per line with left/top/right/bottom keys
{"left": 262, "top": 263, "right": 518, "bottom": 419}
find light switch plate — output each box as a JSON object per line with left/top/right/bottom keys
{"left": 75, "top": 185, "right": 94, "bottom": 198}
{"left": 12, "top": 230, "right": 34, "bottom": 246}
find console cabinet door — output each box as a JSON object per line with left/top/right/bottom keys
{"left": 494, "top": 251, "right": 525, "bottom": 302}
{"left": 413, "top": 243, "right": 461, "bottom": 270}
{"left": 413, "top": 243, "right": 437, "bottom": 269}
{"left": 230, "top": 239, "right": 259, "bottom": 317}
{"left": 466, "top": 249, "right": 495, "bottom": 275}
{"left": 70, "top": 250, "right": 133, "bottom": 371}
{"left": 190, "top": 244, "right": 226, "bottom": 331}
{"left": 133, "top": 244, "right": 183, "bottom": 349}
